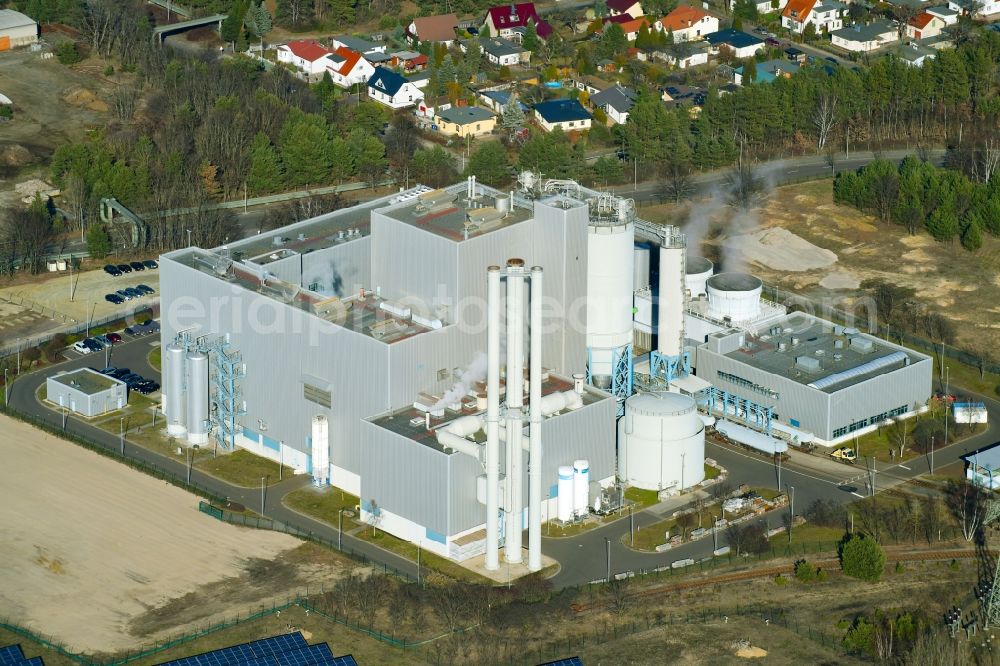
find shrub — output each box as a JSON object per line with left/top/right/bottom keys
{"left": 839, "top": 533, "right": 886, "bottom": 582}
{"left": 794, "top": 559, "right": 817, "bottom": 582}
{"left": 774, "top": 574, "right": 787, "bottom": 585}
{"left": 103, "top": 64, "right": 114, "bottom": 76}
{"left": 56, "top": 41, "right": 82, "bottom": 65}
{"left": 895, "top": 561, "right": 905, "bottom": 574}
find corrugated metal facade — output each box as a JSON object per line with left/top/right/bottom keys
{"left": 242, "top": 238, "right": 372, "bottom": 298}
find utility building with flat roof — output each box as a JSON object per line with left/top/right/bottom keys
{"left": 46, "top": 368, "right": 126, "bottom": 417}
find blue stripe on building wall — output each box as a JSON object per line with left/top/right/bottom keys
{"left": 263, "top": 436, "right": 280, "bottom": 452}
{"left": 549, "top": 484, "right": 558, "bottom": 499}
{"left": 425, "top": 529, "right": 446, "bottom": 544}
{"left": 243, "top": 427, "right": 257, "bottom": 441}
{"left": 305, "top": 436, "right": 313, "bottom": 474}
{"left": 790, "top": 418, "right": 800, "bottom": 427}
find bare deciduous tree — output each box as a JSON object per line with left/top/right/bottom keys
{"left": 813, "top": 92, "right": 838, "bottom": 150}
{"left": 946, "top": 480, "right": 986, "bottom": 543}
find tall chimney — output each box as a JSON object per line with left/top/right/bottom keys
{"left": 505, "top": 258, "right": 525, "bottom": 565}
{"left": 658, "top": 243, "right": 685, "bottom": 358}
{"left": 485, "top": 265, "right": 502, "bottom": 571}
{"left": 528, "top": 266, "right": 544, "bottom": 572}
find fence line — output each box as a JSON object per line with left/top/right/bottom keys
{"left": 0, "top": 303, "right": 156, "bottom": 359}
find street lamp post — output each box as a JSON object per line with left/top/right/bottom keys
{"left": 260, "top": 476, "right": 267, "bottom": 512}
{"left": 417, "top": 541, "right": 422, "bottom": 586}
{"left": 3, "top": 367, "right": 8, "bottom": 406}
{"left": 605, "top": 537, "right": 612, "bottom": 583}
{"left": 629, "top": 505, "right": 634, "bottom": 547}
{"left": 187, "top": 444, "right": 200, "bottom": 484}
{"left": 788, "top": 485, "right": 795, "bottom": 539}
{"left": 776, "top": 451, "right": 782, "bottom": 487}
{"left": 712, "top": 514, "right": 718, "bottom": 552}
{"left": 279, "top": 440, "right": 283, "bottom": 481}
{"left": 338, "top": 507, "right": 345, "bottom": 551}
{"left": 931, "top": 435, "right": 935, "bottom": 474}
{"left": 186, "top": 229, "right": 192, "bottom": 247}
{"left": 119, "top": 416, "right": 125, "bottom": 456}
{"left": 944, "top": 366, "right": 950, "bottom": 447}
{"left": 681, "top": 452, "right": 686, "bottom": 491}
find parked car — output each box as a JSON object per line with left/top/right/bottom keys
{"left": 82, "top": 337, "right": 103, "bottom": 352}
{"left": 99, "top": 366, "right": 117, "bottom": 375}
{"left": 765, "top": 37, "right": 781, "bottom": 47}
{"left": 123, "top": 287, "right": 142, "bottom": 298}
{"left": 104, "top": 264, "right": 122, "bottom": 276}
{"left": 142, "top": 259, "right": 158, "bottom": 269}
{"left": 129, "top": 261, "right": 145, "bottom": 271}
{"left": 109, "top": 368, "right": 131, "bottom": 379}
{"left": 831, "top": 447, "right": 857, "bottom": 463}
{"left": 105, "top": 332, "right": 122, "bottom": 344}
{"left": 117, "top": 263, "right": 132, "bottom": 273}
{"left": 72, "top": 341, "right": 92, "bottom": 354}
{"left": 115, "top": 290, "right": 133, "bottom": 301}
{"left": 136, "top": 380, "right": 160, "bottom": 394}
{"left": 136, "top": 284, "right": 155, "bottom": 295}
{"left": 126, "top": 319, "right": 160, "bottom": 336}
{"left": 95, "top": 334, "right": 113, "bottom": 346}
{"left": 825, "top": 56, "right": 838, "bottom": 64}
{"left": 105, "top": 294, "right": 125, "bottom": 304}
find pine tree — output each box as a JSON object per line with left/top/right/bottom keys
{"left": 244, "top": 2, "right": 272, "bottom": 49}
{"left": 86, "top": 223, "right": 112, "bottom": 259}
{"left": 248, "top": 132, "right": 284, "bottom": 194}
{"left": 523, "top": 19, "right": 540, "bottom": 53}
{"left": 280, "top": 115, "right": 332, "bottom": 186}
{"left": 501, "top": 92, "right": 525, "bottom": 131}
{"left": 221, "top": 0, "right": 249, "bottom": 46}
{"left": 961, "top": 221, "right": 983, "bottom": 251}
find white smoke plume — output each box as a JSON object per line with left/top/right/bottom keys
{"left": 432, "top": 352, "right": 488, "bottom": 410}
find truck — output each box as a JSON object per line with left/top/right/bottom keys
{"left": 831, "top": 447, "right": 857, "bottom": 463}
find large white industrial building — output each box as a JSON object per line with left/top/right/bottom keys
{"left": 159, "top": 174, "right": 931, "bottom": 567}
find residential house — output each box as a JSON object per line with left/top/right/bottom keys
{"left": 589, "top": 84, "right": 637, "bottom": 124}
{"left": 533, "top": 99, "right": 593, "bottom": 132}
{"left": 407, "top": 14, "right": 459, "bottom": 47}
{"left": 948, "top": 0, "right": 1000, "bottom": 17}
{"left": 367, "top": 67, "right": 423, "bottom": 109}
{"left": 703, "top": 28, "right": 766, "bottom": 58}
{"left": 606, "top": 0, "right": 644, "bottom": 19}
{"left": 406, "top": 70, "right": 432, "bottom": 89}
{"left": 572, "top": 75, "right": 614, "bottom": 95}
{"left": 479, "top": 89, "right": 529, "bottom": 113}
{"left": 479, "top": 36, "right": 531, "bottom": 65}
{"left": 655, "top": 41, "right": 711, "bottom": 68}
{"left": 926, "top": 5, "right": 959, "bottom": 25}
{"left": 654, "top": 6, "right": 719, "bottom": 41}
{"left": 390, "top": 50, "right": 429, "bottom": 71}
{"left": 730, "top": 0, "right": 787, "bottom": 14}
{"left": 332, "top": 34, "right": 385, "bottom": 55}
{"left": 483, "top": 3, "right": 553, "bottom": 40}
{"left": 603, "top": 14, "right": 650, "bottom": 41}
{"left": 660, "top": 84, "right": 707, "bottom": 112}
{"left": 781, "top": 0, "right": 846, "bottom": 34}
{"left": 895, "top": 40, "right": 937, "bottom": 66}
{"left": 364, "top": 51, "right": 394, "bottom": 67}
{"left": 327, "top": 47, "right": 375, "bottom": 88}
{"left": 784, "top": 46, "right": 806, "bottom": 62}
{"left": 831, "top": 21, "right": 897, "bottom": 52}
{"left": 733, "top": 59, "right": 799, "bottom": 85}
{"left": 276, "top": 40, "right": 339, "bottom": 78}
{"left": 434, "top": 106, "right": 497, "bottom": 137}
{"left": 906, "top": 11, "right": 947, "bottom": 39}
{"left": 416, "top": 95, "right": 451, "bottom": 119}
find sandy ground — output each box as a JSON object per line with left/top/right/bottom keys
{"left": 0, "top": 266, "right": 160, "bottom": 333}
{"left": 724, "top": 227, "right": 838, "bottom": 273}
{"left": 0, "top": 414, "right": 299, "bottom": 653}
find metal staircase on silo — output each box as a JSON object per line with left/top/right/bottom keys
{"left": 210, "top": 337, "right": 246, "bottom": 451}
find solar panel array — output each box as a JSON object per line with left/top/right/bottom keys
{"left": 156, "top": 633, "right": 356, "bottom": 666}
{"left": 0, "top": 645, "right": 41, "bottom": 666}
{"left": 538, "top": 658, "right": 584, "bottom": 666}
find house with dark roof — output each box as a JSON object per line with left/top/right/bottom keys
{"left": 729, "top": 0, "right": 788, "bottom": 15}
{"left": 781, "top": 0, "right": 846, "bottom": 34}
{"left": 831, "top": 20, "right": 897, "bottom": 52}
{"left": 703, "top": 28, "right": 765, "bottom": 58}
{"left": 733, "top": 59, "right": 800, "bottom": 85}
{"left": 894, "top": 40, "right": 937, "bottom": 67}
{"left": 534, "top": 99, "right": 592, "bottom": 132}
{"left": 478, "top": 36, "right": 531, "bottom": 65}
{"left": 589, "top": 84, "right": 637, "bottom": 124}
{"left": 483, "top": 3, "right": 553, "bottom": 41}
{"left": 434, "top": 106, "right": 497, "bottom": 137}
{"left": 948, "top": 0, "right": 999, "bottom": 18}
{"left": 332, "top": 34, "right": 385, "bottom": 55}
{"left": 407, "top": 14, "right": 460, "bottom": 46}
{"left": 479, "top": 89, "right": 529, "bottom": 113}
{"left": 606, "top": 0, "right": 644, "bottom": 19}
{"left": 367, "top": 67, "right": 423, "bottom": 109}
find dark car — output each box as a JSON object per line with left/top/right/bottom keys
{"left": 82, "top": 337, "right": 103, "bottom": 352}
{"left": 120, "top": 372, "right": 143, "bottom": 384}
{"left": 106, "top": 332, "right": 122, "bottom": 344}
{"left": 129, "top": 261, "right": 145, "bottom": 272}
{"left": 105, "top": 294, "right": 125, "bottom": 304}
{"left": 127, "top": 319, "right": 161, "bottom": 336}
{"left": 124, "top": 287, "right": 142, "bottom": 299}
{"left": 100, "top": 367, "right": 117, "bottom": 375}
{"left": 115, "top": 290, "right": 133, "bottom": 301}
{"left": 136, "top": 380, "right": 160, "bottom": 394}
{"left": 142, "top": 260, "right": 158, "bottom": 269}
{"left": 117, "top": 263, "right": 132, "bottom": 273}
{"left": 110, "top": 368, "right": 131, "bottom": 379}
{"left": 825, "top": 56, "right": 838, "bottom": 64}
{"left": 104, "top": 264, "right": 122, "bottom": 276}
{"left": 765, "top": 37, "right": 781, "bottom": 47}
{"left": 136, "top": 284, "right": 155, "bottom": 295}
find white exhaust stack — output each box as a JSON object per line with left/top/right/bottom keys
{"left": 528, "top": 265, "right": 543, "bottom": 572}
{"left": 658, "top": 245, "right": 685, "bottom": 358}
{"left": 505, "top": 258, "right": 525, "bottom": 565}
{"left": 485, "top": 265, "right": 502, "bottom": 571}
{"left": 311, "top": 415, "right": 329, "bottom": 486}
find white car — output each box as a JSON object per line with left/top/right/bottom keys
{"left": 72, "top": 341, "right": 91, "bottom": 354}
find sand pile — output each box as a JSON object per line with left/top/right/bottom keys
{"left": 819, "top": 271, "right": 860, "bottom": 290}
{"left": 0, "top": 144, "right": 33, "bottom": 166}
{"left": 63, "top": 86, "right": 108, "bottom": 112}
{"left": 725, "top": 227, "right": 838, "bottom": 272}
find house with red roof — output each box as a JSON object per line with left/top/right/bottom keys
{"left": 327, "top": 47, "right": 375, "bottom": 89}
{"left": 654, "top": 6, "right": 719, "bottom": 41}
{"left": 276, "top": 40, "right": 341, "bottom": 77}
{"left": 905, "top": 11, "right": 946, "bottom": 39}
{"left": 482, "top": 3, "right": 553, "bottom": 41}
{"left": 605, "top": 0, "right": 644, "bottom": 19}
{"left": 603, "top": 14, "right": 650, "bottom": 41}
{"left": 780, "top": 0, "right": 845, "bottom": 34}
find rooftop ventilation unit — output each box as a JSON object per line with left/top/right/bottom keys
{"left": 415, "top": 188, "right": 458, "bottom": 215}
{"left": 849, "top": 336, "right": 874, "bottom": 353}
{"left": 796, "top": 355, "right": 822, "bottom": 373}
{"left": 466, "top": 207, "right": 505, "bottom": 232}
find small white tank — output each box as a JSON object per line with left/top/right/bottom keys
{"left": 557, "top": 466, "right": 574, "bottom": 522}
{"left": 618, "top": 393, "right": 705, "bottom": 491}
{"left": 685, "top": 256, "right": 714, "bottom": 298}
{"left": 185, "top": 350, "right": 209, "bottom": 446}
{"left": 572, "top": 459, "right": 590, "bottom": 517}
{"left": 706, "top": 272, "right": 763, "bottom": 323}
{"left": 164, "top": 342, "right": 187, "bottom": 437}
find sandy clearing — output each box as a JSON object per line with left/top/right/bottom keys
{"left": 0, "top": 414, "right": 298, "bottom": 653}
{"left": 819, "top": 271, "right": 860, "bottom": 290}
{"left": 724, "top": 227, "right": 838, "bottom": 272}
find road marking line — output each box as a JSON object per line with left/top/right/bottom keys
{"left": 851, "top": 492, "right": 864, "bottom": 498}
{"left": 897, "top": 464, "right": 911, "bottom": 470}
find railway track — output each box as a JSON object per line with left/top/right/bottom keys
{"left": 570, "top": 548, "right": 984, "bottom": 613}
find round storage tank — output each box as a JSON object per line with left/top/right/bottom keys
{"left": 706, "top": 272, "right": 762, "bottom": 323}
{"left": 587, "top": 220, "right": 634, "bottom": 388}
{"left": 164, "top": 342, "right": 187, "bottom": 437}
{"left": 557, "top": 466, "right": 574, "bottom": 522}
{"left": 618, "top": 393, "right": 705, "bottom": 491}
{"left": 186, "top": 350, "right": 209, "bottom": 445}
{"left": 685, "top": 256, "right": 714, "bottom": 298}
{"left": 572, "top": 459, "right": 590, "bottom": 517}
{"left": 633, "top": 242, "right": 651, "bottom": 290}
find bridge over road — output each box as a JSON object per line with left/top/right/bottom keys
{"left": 153, "top": 13, "right": 226, "bottom": 43}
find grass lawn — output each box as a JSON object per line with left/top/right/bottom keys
{"left": 196, "top": 449, "right": 287, "bottom": 488}
{"left": 848, "top": 405, "right": 985, "bottom": 465}
{"left": 353, "top": 527, "right": 493, "bottom": 585}
{"left": 629, "top": 501, "right": 724, "bottom": 552}
{"left": 283, "top": 486, "right": 361, "bottom": 530}
{"left": 768, "top": 524, "right": 845, "bottom": 552}
{"left": 624, "top": 486, "right": 659, "bottom": 508}
{"left": 753, "top": 487, "right": 783, "bottom": 501}
{"left": 148, "top": 345, "right": 161, "bottom": 371}
{"left": 704, "top": 462, "right": 721, "bottom": 480}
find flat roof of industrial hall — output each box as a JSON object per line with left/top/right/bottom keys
{"left": 715, "top": 314, "right": 927, "bottom": 393}
{"left": 49, "top": 368, "right": 122, "bottom": 394}
{"left": 369, "top": 372, "right": 608, "bottom": 452}
{"left": 378, "top": 182, "right": 533, "bottom": 242}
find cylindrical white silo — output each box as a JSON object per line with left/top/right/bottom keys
{"left": 633, "top": 243, "right": 651, "bottom": 290}
{"left": 658, "top": 245, "right": 685, "bottom": 357}
{"left": 587, "top": 219, "right": 634, "bottom": 389}
{"left": 311, "top": 415, "right": 329, "bottom": 486}
{"left": 572, "top": 459, "right": 590, "bottom": 517}
{"left": 185, "top": 350, "right": 209, "bottom": 445}
{"left": 164, "top": 342, "right": 187, "bottom": 437}
{"left": 685, "top": 256, "right": 714, "bottom": 299}
{"left": 617, "top": 393, "right": 705, "bottom": 491}
{"left": 557, "top": 466, "right": 574, "bottom": 522}
{"left": 706, "top": 272, "right": 763, "bottom": 323}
